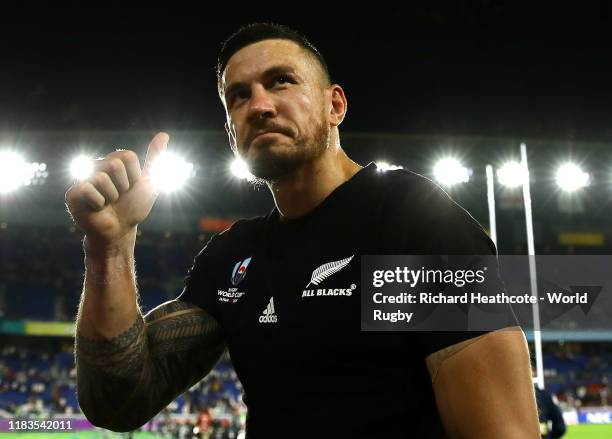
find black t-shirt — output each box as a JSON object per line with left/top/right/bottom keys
{"left": 179, "top": 162, "right": 499, "bottom": 438}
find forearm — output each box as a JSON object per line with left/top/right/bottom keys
{"left": 75, "top": 231, "right": 151, "bottom": 429}
{"left": 77, "top": 232, "right": 139, "bottom": 340}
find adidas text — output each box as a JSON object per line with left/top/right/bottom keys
{"left": 259, "top": 314, "right": 278, "bottom": 323}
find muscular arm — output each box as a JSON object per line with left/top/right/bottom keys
{"left": 426, "top": 328, "right": 540, "bottom": 439}
{"left": 75, "top": 243, "right": 225, "bottom": 433}
{"left": 65, "top": 135, "right": 224, "bottom": 431}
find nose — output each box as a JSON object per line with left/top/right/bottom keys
{"left": 247, "top": 85, "right": 277, "bottom": 121}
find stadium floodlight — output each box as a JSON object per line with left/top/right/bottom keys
{"left": 433, "top": 157, "right": 470, "bottom": 186}
{"left": 70, "top": 156, "right": 94, "bottom": 181}
{"left": 497, "top": 161, "right": 526, "bottom": 188}
{"left": 555, "top": 163, "right": 590, "bottom": 192}
{"left": 28, "top": 162, "right": 49, "bottom": 186}
{"left": 149, "top": 152, "right": 194, "bottom": 193}
{"left": 0, "top": 151, "right": 28, "bottom": 193}
{"left": 230, "top": 158, "right": 254, "bottom": 180}
{"left": 376, "top": 161, "right": 403, "bottom": 172}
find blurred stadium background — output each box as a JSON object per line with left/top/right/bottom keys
{"left": 1, "top": 129, "right": 612, "bottom": 438}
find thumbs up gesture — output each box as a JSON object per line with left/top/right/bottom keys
{"left": 65, "top": 132, "right": 169, "bottom": 252}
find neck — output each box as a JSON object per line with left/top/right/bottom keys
{"left": 267, "top": 146, "right": 362, "bottom": 220}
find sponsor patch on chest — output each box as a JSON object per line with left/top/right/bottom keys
{"left": 219, "top": 256, "right": 252, "bottom": 303}
{"left": 217, "top": 287, "right": 246, "bottom": 303}
{"left": 302, "top": 256, "right": 357, "bottom": 299}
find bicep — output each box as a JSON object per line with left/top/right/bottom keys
{"left": 427, "top": 328, "right": 540, "bottom": 439}
{"left": 129, "top": 299, "right": 226, "bottom": 420}
{"left": 144, "top": 298, "right": 226, "bottom": 380}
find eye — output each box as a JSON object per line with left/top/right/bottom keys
{"left": 228, "top": 89, "right": 249, "bottom": 108}
{"left": 275, "top": 75, "right": 293, "bottom": 85}
{"left": 236, "top": 90, "right": 250, "bottom": 100}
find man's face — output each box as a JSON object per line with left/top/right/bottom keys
{"left": 220, "top": 39, "right": 331, "bottom": 180}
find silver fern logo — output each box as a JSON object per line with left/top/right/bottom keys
{"left": 306, "top": 255, "right": 354, "bottom": 288}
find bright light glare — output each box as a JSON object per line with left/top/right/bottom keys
{"left": 556, "top": 163, "right": 590, "bottom": 192}
{"left": 497, "top": 161, "right": 526, "bottom": 188}
{"left": 377, "top": 161, "right": 403, "bottom": 172}
{"left": 0, "top": 151, "right": 28, "bottom": 193}
{"left": 70, "top": 156, "right": 94, "bottom": 180}
{"left": 150, "top": 152, "right": 193, "bottom": 193}
{"left": 433, "top": 158, "right": 470, "bottom": 186}
{"left": 230, "top": 158, "right": 254, "bottom": 180}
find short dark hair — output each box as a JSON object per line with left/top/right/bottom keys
{"left": 216, "top": 23, "right": 331, "bottom": 91}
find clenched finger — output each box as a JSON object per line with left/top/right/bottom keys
{"left": 94, "top": 157, "right": 130, "bottom": 194}
{"left": 106, "top": 149, "right": 142, "bottom": 187}
{"left": 66, "top": 181, "right": 106, "bottom": 213}
{"left": 88, "top": 171, "right": 120, "bottom": 205}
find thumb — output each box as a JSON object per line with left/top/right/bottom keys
{"left": 142, "top": 132, "right": 170, "bottom": 177}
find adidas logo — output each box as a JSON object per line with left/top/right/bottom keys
{"left": 259, "top": 297, "right": 278, "bottom": 323}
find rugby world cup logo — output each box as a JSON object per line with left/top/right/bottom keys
{"left": 231, "top": 257, "right": 252, "bottom": 287}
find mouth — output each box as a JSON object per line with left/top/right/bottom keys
{"left": 254, "top": 131, "right": 280, "bottom": 139}
{"left": 249, "top": 131, "right": 284, "bottom": 148}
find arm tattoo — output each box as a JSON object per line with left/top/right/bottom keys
{"left": 76, "top": 317, "right": 146, "bottom": 379}
{"left": 75, "top": 300, "right": 225, "bottom": 432}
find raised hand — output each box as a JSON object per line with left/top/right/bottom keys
{"left": 65, "top": 132, "right": 169, "bottom": 251}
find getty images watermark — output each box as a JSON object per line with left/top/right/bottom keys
{"left": 360, "top": 255, "right": 608, "bottom": 332}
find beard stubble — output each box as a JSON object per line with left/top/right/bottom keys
{"left": 245, "top": 116, "right": 331, "bottom": 183}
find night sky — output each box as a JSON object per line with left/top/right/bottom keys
{"left": 2, "top": 2, "right": 612, "bottom": 141}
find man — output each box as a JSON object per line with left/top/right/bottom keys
{"left": 533, "top": 364, "right": 566, "bottom": 438}
{"left": 197, "top": 407, "right": 213, "bottom": 439}
{"left": 66, "top": 23, "right": 540, "bottom": 438}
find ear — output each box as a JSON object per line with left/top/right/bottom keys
{"left": 328, "top": 84, "right": 348, "bottom": 127}
{"left": 225, "top": 121, "right": 237, "bottom": 153}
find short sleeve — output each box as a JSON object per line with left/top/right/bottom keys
{"left": 380, "top": 171, "right": 496, "bottom": 256}
{"left": 380, "top": 171, "right": 519, "bottom": 357}
{"left": 176, "top": 234, "right": 221, "bottom": 321}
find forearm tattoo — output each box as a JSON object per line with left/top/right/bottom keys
{"left": 76, "top": 316, "right": 146, "bottom": 378}
{"left": 75, "top": 300, "right": 225, "bottom": 432}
